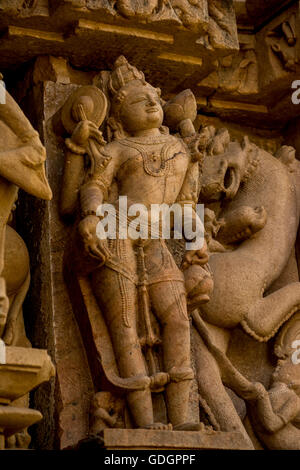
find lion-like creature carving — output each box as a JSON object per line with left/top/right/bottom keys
{"left": 200, "top": 131, "right": 300, "bottom": 342}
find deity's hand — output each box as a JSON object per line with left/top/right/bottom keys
{"left": 78, "top": 215, "right": 111, "bottom": 265}
{"left": 181, "top": 239, "right": 209, "bottom": 270}
{"left": 70, "top": 119, "right": 105, "bottom": 153}
{"left": 241, "top": 382, "right": 268, "bottom": 402}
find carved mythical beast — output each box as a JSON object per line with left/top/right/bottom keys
{"left": 200, "top": 132, "right": 300, "bottom": 343}
{"left": 192, "top": 129, "right": 300, "bottom": 449}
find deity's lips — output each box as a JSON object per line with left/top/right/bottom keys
{"left": 146, "top": 107, "right": 160, "bottom": 113}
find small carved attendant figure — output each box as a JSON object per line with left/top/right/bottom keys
{"left": 247, "top": 313, "right": 300, "bottom": 450}
{"left": 61, "top": 56, "right": 212, "bottom": 431}
{"left": 90, "top": 392, "right": 125, "bottom": 434}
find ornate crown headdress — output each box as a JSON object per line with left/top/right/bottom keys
{"left": 108, "top": 56, "right": 145, "bottom": 100}
{"left": 101, "top": 56, "right": 162, "bottom": 140}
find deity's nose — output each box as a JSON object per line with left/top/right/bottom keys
{"left": 147, "top": 94, "right": 156, "bottom": 106}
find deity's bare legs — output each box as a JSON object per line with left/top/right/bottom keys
{"left": 90, "top": 238, "right": 193, "bottom": 429}
{"left": 148, "top": 280, "right": 193, "bottom": 427}
{"left": 91, "top": 264, "right": 155, "bottom": 428}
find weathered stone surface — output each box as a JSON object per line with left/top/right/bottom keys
{"left": 0, "top": 0, "right": 239, "bottom": 111}
{"left": 1, "top": 1, "right": 299, "bottom": 127}
{"left": 103, "top": 428, "right": 253, "bottom": 449}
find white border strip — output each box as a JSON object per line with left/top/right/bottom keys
{"left": 0, "top": 80, "right": 6, "bottom": 105}
{"left": 0, "top": 339, "right": 6, "bottom": 364}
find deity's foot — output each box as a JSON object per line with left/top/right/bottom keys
{"left": 173, "top": 422, "right": 206, "bottom": 432}
{"left": 143, "top": 423, "right": 173, "bottom": 431}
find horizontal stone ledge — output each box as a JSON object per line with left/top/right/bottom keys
{"left": 157, "top": 53, "right": 203, "bottom": 66}
{"left": 74, "top": 19, "right": 174, "bottom": 44}
{"left": 208, "top": 99, "right": 269, "bottom": 114}
{"left": 103, "top": 428, "right": 253, "bottom": 450}
{"left": 6, "top": 26, "right": 64, "bottom": 43}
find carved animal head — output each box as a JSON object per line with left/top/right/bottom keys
{"left": 201, "top": 134, "right": 252, "bottom": 203}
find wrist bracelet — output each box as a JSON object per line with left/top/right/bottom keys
{"left": 81, "top": 210, "right": 98, "bottom": 218}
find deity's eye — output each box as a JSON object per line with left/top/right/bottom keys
{"left": 129, "top": 95, "right": 147, "bottom": 104}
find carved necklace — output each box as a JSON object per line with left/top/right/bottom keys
{"left": 120, "top": 137, "right": 179, "bottom": 177}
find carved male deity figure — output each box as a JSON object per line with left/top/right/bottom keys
{"left": 61, "top": 56, "right": 212, "bottom": 431}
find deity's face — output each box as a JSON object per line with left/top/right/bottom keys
{"left": 119, "top": 82, "right": 163, "bottom": 134}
